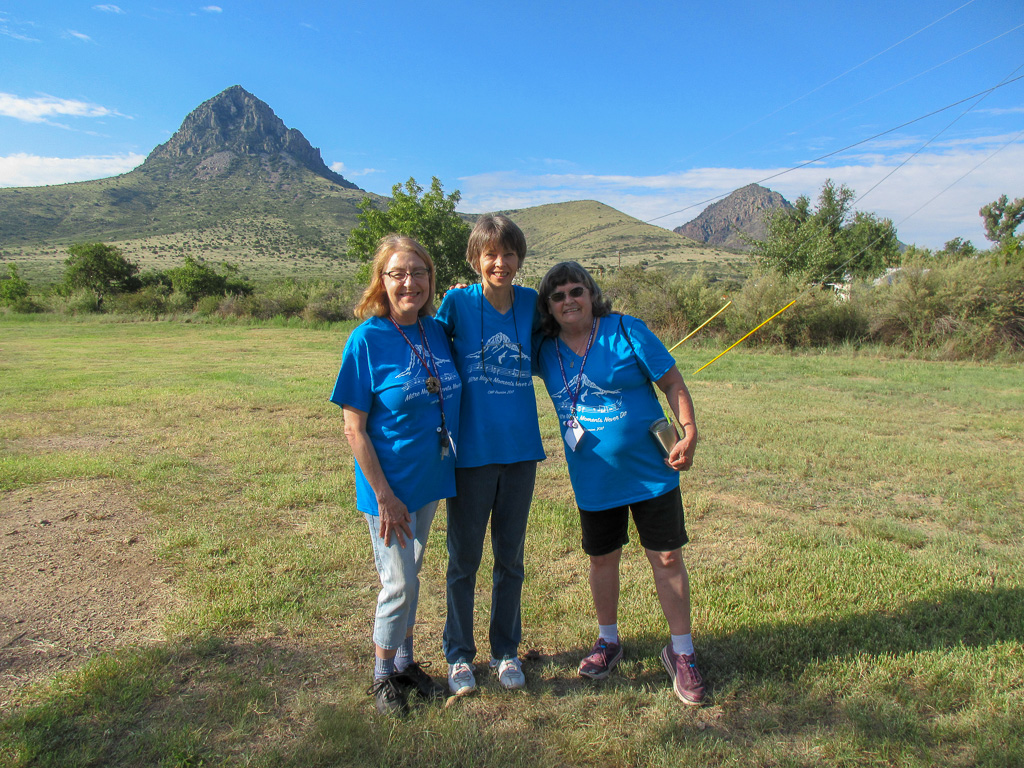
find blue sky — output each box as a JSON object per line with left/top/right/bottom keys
{"left": 1, "top": 0, "right": 1022, "bottom": 249}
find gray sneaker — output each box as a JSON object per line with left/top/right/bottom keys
{"left": 447, "top": 661, "right": 477, "bottom": 696}
{"left": 490, "top": 657, "right": 526, "bottom": 689}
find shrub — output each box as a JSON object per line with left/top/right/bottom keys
{"left": 302, "top": 281, "right": 356, "bottom": 323}
{"left": 1, "top": 296, "right": 44, "bottom": 314}
{"left": 46, "top": 288, "right": 103, "bottom": 315}
{"left": 107, "top": 284, "right": 171, "bottom": 316}
{"left": 0, "top": 263, "right": 31, "bottom": 306}
{"left": 862, "top": 258, "right": 1024, "bottom": 358}
{"left": 166, "top": 257, "right": 252, "bottom": 303}
{"left": 600, "top": 267, "right": 729, "bottom": 341}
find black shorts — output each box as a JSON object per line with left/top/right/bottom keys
{"left": 578, "top": 487, "right": 689, "bottom": 557}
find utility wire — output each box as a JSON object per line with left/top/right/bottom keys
{"left": 853, "top": 62, "right": 1024, "bottom": 211}
{"left": 643, "top": 72, "right": 1024, "bottom": 227}
{"left": 672, "top": 0, "right": 982, "bottom": 166}
{"left": 753, "top": 21, "right": 1024, "bottom": 155}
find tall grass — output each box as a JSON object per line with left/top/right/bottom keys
{"left": 1, "top": 318, "right": 1021, "bottom": 767}
{"left": 6, "top": 253, "right": 1022, "bottom": 360}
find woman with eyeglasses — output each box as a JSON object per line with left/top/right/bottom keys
{"left": 331, "top": 234, "right": 461, "bottom": 716}
{"left": 533, "top": 260, "right": 706, "bottom": 707}
{"left": 433, "top": 214, "right": 545, "bottom": 695}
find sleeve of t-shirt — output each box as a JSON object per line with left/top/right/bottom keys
{"left": 435, "top": 291, "right": 457, "bottom": 336}
{"left": 626, "top": 316, "right": 675, "bottom": 382}
{"left": 330, "top": 330, "right": 373, "bottom": 412}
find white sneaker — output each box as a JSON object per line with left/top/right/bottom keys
{"left": 447, "top": 661, "right": 477, "bottom": 696}
{"left": 490, "top": 657, "right": 526, "bottom": 690}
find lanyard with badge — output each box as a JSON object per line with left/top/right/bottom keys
{"left": 389, "top": 317, "right": 457, "bottom": 459}
{"left": 555, "top": 317, "right": 597, "bottom": 452}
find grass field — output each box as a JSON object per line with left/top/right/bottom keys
{"left": 1, "top": 316, "right": 1021, "bottom": 767}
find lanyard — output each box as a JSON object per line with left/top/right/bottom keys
{"left": 388, "top": 317, "right": 447, "bottom": 434}
{"left": 555, "top": 317, "right": 598, "bottom": 428}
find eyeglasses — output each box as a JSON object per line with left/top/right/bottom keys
{"left": 548, "top": 286, "right": 587, "bottom": 303}
{"left": 385, "top": 268, "right": 430, "bottom": 281}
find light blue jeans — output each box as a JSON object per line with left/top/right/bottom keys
{"left": 365, "top": 501, "right": 438, "bottom": 651}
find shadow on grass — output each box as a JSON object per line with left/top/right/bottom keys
{"left": 529, "top": 586, "right": 1024, "bottom": 690}
{"left": 0, "top": 635, "right": 356, "bottom": 768}
{"left": 3, "top": 588, "right": 1021, "bottom": 767}
{"left": 699, "top": 585, "right": 1024, "bottom": 683}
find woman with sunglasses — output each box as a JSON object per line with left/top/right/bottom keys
{"left": 534, "top": 260, "right": 706, "bottom": 706}
{"left": 331, "top": 234, "right": 461, "bottom": 715}
{"left": 434, "top": 214, "right": 545, "bottom": 695}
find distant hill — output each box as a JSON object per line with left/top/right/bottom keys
{"left": 674, "top": 183, "right": 792, "bottom": 251}
{"left": 507, "top": 200, "right": 741, "bottom": 281}
{"left": 0, "top": 86, "right": 381, "bottom": 279}
{"left": 1, "top": 85, "right": 740, "bottom": 283}
{"left": 141, "top": 84, "right": 359, "bottom": 190}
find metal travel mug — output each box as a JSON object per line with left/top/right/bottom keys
{"left": 649, "top": 417, "right": 679, "bottom": 458}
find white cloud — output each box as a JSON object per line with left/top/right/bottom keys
{"left": 457, "top": 136, "right": 1024, "bottom": 250}
{"left": 92, "top": 4, "right": 125, "bottom": 12}
{"left": 0, "top": 15, "right": 40, "bottom": 42}
{"left": 331, "top": 160, "right": 383, "bottom": 178}
{"left": 66, "top": 29, "right": 93, "bottom": 42}
{"left": 0, "top": 152, "right": 146, "bottom": 187}
{"left": 202, "top": 5, "right": 223, "bottom": 12}
{"left": 0, "top": 92, "right": 126, "bottom": 126}
{"left": 1, "top": 26, "right": 40, "bottom": 42}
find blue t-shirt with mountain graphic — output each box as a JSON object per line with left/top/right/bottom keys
{"left": 435, "top": 284, "right": 545, "bottom": 468}
{"left": 535, "top": 314, "right": 679, "bottom": 510}
{"left": 331, "top": 315, "right": 461, "bottom": 515}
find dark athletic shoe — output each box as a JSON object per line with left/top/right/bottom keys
{"left": 399, "top": 662, "right": 447, "bottom": 701}
{"left": 578, "top": 637, "right": 624, "bottom": 680}
{"left": 660, "top": 645, "right": 706, "bottom": 706}
{"left": 367, "top": 673, "right": 410, "bottom": 715}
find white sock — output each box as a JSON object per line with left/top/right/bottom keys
{"left": 671, "top": 633, "right": 694, "bottom": 656}
{"left": 598, "top": 624, "right": 619, "bottom": 644}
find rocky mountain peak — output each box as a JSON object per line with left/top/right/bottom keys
{"left": 143, "top": 85, "right": 357, "bottom": 188}
{"left": 675, "top": 183, "right": 792, "bottom": 251}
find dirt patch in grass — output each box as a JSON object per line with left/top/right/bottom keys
{"left": 0, "top": 478, "right": 176, "bottom": 707}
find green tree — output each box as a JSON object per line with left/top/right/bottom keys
{"left": 0, "top": 263, "right": 31, "bottom": 306}
{"left": 166, "top": 256, "right": 251, "bottom": 303}
{"left": 348, "top": 177, "right": 474, "bottom": 291}
{"left": 63, "top": 242, "right": 140, "bottom": 308}
{"left": 979, "top": 194, "right": 1023, "bottom": 261}
{"left": 752, "top": 179, "right": 900, "bottom": 283}
{"left": 937, "top": 237, "right": 977, "bottom": 262}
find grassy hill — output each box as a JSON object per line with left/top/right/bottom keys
{"left": 2, "top": 193, "right": 747, "bottom": 287}
{"left": 0, "top": 160, "right": 385, "bottom": 285}
{"left": 508, "top": 200, "right": 748, "bottom": 283}
{"left": 0, "top": 86, "right": 746, "bottom": 287}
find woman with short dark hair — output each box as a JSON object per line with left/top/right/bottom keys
{"left": 434, "top": 214, "right": 545, "bottom": 695}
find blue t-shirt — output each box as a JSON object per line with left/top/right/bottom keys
{"left": 330, "top": 315, "right": 462, "bottom": 516}
{"left": 435, "top": 284, "right": 545, "bottom": 468}
{"left": 535, "top": 314, "right": 678, "bottom": 510}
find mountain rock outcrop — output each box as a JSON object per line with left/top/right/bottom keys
{"left": 142, "top": 85, "right": 357, "bottom": 189}
{"left": 675, "top": 183, "right": 792, "bottom": 251}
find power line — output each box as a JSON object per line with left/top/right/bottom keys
{"left": 754, "top": 21, "right": 1024, "bottom": 156}
{"left": 671, "top": 0, "right": 983, "bottom": 167}
{"left": 643, "top": 72, "right": 1024, "bottom": 228}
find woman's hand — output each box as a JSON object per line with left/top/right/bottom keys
{"left": 377, "top": 490, "right": 412, "bottom": 548}
{"left": 665, "top": 432, "right": 697, "bottom": 471}
{"left": 655, "top": 367, "right": 699, "bottom": 473}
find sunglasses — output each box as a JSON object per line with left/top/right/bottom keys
{"left": 548, "top": 286, "right": 587, "bottom": 303}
